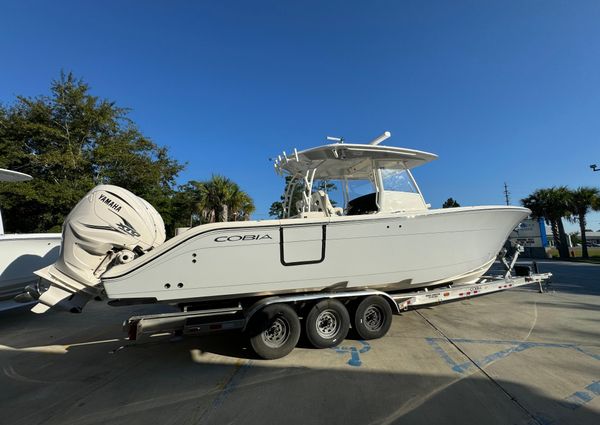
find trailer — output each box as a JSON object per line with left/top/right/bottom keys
{"left": 123, "top": 246, "right": 551, "bottom": 359}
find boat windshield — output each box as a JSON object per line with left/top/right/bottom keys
{"left": 380, "top": 169, "right": 418, "bottom": 193}
{"left": 313, "top": 178, "right": 375, "bottom": 208}
{"left": 347, "top": 179, "right": 376, "bottom": 200}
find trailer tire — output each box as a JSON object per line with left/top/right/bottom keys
{"left": 305, "top": 299, "right": 350, "bottom": 349}
{"left": 247, "top": 304, "right": 300, "bottom": 359}
{"left": 353, "top": 296, "right": 392, "bottom": 340}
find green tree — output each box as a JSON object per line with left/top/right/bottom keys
{"left": 0, "top": 72, "right": 183, "bottom": 233}
{"left": 314, "top": 179, "right": 338, "bottom": 206}
{"left": 170, "top": 181, "right": 206, "bottom": 228}
{"left": 168, "top": 177, "right": 255, "bottom": 228}
{"left": 268, "top": 200, "right": 285, "bottom": 219}
{"left": 521, "top": 187, "right": 571, "bottom": 259}
{"left": 270, "top": 175, "right": 304, "bottom": 218}
{"left": 442, "top": 198, "right": 460, "bottom": 208}
{"left": 567, "top": 186, "right": 600, "bottom": 258}
{"left": 228, "top": 185, "right": 255, "bottom": 221}
{"left": 192, "top": 175, "right": 254, "bottom": 223}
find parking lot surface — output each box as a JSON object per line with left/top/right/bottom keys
{"left": 1, "top": 261, "right": 599, "bottom": 425}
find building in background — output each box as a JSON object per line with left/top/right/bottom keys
{"left": 584, "top": 231, "right": 600, "bottom": 246}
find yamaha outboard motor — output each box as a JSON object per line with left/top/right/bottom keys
{"left": 32, "top": 185, "right": 165, "bottom": 313}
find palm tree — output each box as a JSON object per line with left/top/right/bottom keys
{"left": 568, "top": 187, "right": 600, "bottom": 258}
{"left": 228, "top": 186, "right": 255, "bottom": 221}
{"left": 195, "top": 175, "right": 255, "bottom": 223}
{"left": 197, "top": 175, "right": 233, "bottom": 222}
{"left": 521, "top": 187, "right": 572, "bottom": 259}
{"left": 594, "top": 194, "right": 600, "bottom": 212}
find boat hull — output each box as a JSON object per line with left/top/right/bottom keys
{"left": 102, "top": 206, "right": 528, "bottom": 303}
{"left": 0, "top": 234, "right": 61, "bottom": 300}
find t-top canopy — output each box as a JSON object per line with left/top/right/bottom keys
{"left": 0, "top": 169, "right": 33, "bottom": 182}
{"left": 274, "top": 143, "right": 438, "bottom": 180}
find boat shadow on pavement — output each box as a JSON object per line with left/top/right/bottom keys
{"left": 1, "top": 333, "right": 599, "bottom": 425}
{"left": 1, "top": 260, "right": 599, "bottom": 425}
{"left": 0, "top": 304, "right": 599, "bottom": 425}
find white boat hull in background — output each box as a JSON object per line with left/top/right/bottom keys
{"left": 0, "top": 234, "right": 61, "bottom": 301}
{"left": 101, "top": 206, "right": 528, "bottom": 303}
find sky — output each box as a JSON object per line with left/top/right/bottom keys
{"left": 1, "top": 1, "right": 599, "bottom": 231}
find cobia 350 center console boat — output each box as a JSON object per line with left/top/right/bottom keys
{"left": 30, "top": 131, "right": 530, "bottom": 358}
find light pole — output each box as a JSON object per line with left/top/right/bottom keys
{"left": 591, "top": 164, "right": 599, "bottom": 172}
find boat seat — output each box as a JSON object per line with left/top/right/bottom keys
{"left": 295, "top": 197, "right": 327, "bottom": 218}
{"left": 311, "top": 191, "right": 343, "bottom": 217}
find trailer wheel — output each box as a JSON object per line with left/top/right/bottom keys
{"left": 353, "top": 296, "right": 392, "bottom": 340}
{"left": 305, "top": 299, "right": 350, "bottom": 349}
{"left": 247, "top": 304, "right": 300, "bottom": 359}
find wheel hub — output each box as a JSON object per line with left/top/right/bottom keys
{"left": 262, "top": 317, "right": 290, "bottom": 348}
{"left": 364, "top": 305, "right": 383, "bottom": 331}
{"left": 316, "top": 309, "right": 339, "bottom": 338}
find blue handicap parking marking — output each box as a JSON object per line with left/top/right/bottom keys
{"left": 561, "top": 381, "right": 600, "bottom": 410}
{"left": 427, "top": 338, "right": 600, "bottom": 418}
{"left": 426, "top": 337, "right": 600, "bottom": 375}
{"left": 586, "top": 380, "right": 600, "bottom": 396}
{"left": 332, "top": 340, "right": 371, "bottom": 367}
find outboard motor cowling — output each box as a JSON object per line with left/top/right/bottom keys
{"left": 32, "top": 185, "right": 165, "bottom": 313}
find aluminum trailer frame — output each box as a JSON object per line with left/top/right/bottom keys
{"left": 393, "top": 271, "right": 551, "bottom": 310}
{"left": 124, "top": 266, "right": 552, "bottom": 342}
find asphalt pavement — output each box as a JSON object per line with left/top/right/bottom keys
{"left": 0, "top": 261, "right": 598, "bottom": 425}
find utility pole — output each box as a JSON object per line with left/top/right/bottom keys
{"left": 503, "top": 182, "right": 510, "bottom": 206}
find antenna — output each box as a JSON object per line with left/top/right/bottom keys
{"left": 503, "top": 182, "right": 510, "bottom": 206}
{"left": 327, "top": 136, "right": 344, "bottom": 143}
{"left": 369, "top": 131, "right": 391, "bottom": 146}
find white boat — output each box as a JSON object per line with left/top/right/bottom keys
{"left": 32, "top": 132, "right": 529, "bottom": 314}
{"left": 0, "top": 169, "right": 61, "bottom": 306}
